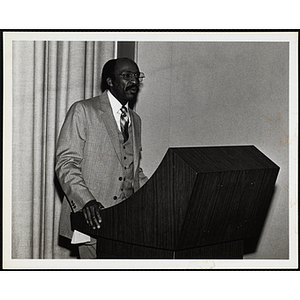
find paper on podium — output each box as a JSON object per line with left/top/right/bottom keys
{"left": 71, "top": 230, "right": 91, "bottom": 244}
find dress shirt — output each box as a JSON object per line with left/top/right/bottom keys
{"left": 107, "top": 90, "right": 131, "bottom": 131}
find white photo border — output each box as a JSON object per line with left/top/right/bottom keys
{"left": 3, "top": 31, "right": 298, "bottom": 270}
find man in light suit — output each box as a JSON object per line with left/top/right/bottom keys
{"left": 55, "top": 57, "right": 148, "bottom": 258}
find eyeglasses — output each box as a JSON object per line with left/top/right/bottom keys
{"left": 117, "top": 71, "right": 145, "bottom": 82}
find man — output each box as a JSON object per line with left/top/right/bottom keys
{"left": 55, "top": 57, "right": 148, "bottom": 258}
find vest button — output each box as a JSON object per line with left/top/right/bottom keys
{"left": 119, "top": 177, "right": 123, "bottom": 181}
{"left": 113, "top": 196, "right": 117, "bottom": 200}
{"left": 124, "top": 156, "right": 127, "bottom": 160}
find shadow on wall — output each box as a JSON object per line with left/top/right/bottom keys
{"left": 243, "top": 186, "right": 278, "bottom": 256}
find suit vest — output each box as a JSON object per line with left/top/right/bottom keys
{"left": 117, "top": 124, "right": 134, "bottom": 201}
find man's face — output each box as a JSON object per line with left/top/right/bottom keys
{"left": 107, "top": 59, "right": 140, "bottom": 105}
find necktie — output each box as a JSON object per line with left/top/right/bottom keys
{"left": 120, "top": 106, "right": 129, "bottom": 143}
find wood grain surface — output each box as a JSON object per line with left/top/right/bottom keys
{"left": 71, "top": 146, "right": 279, "bottom": 258}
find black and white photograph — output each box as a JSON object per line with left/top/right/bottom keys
{"left": 3, "top": 31, "right": 298, "bottom": 270}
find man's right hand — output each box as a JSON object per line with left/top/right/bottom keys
{"left": 82, "top": 200, "right": 103, "bottom": 229}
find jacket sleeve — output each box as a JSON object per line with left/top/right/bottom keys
{"left": 55, "top": 102, "right": 95, "bottom": 211}
{"left": 138, "top": 167, "right": 148, "bottom": 187}
{"left": 133, "top": 112, "right": 148, "bottom": 188}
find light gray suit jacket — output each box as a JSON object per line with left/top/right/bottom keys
{"left": 55, "top": 90, "right": 148, "bottom": 239}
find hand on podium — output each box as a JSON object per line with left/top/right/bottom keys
{"left": 82, "top": 200, "right": 104, "bottom": 230}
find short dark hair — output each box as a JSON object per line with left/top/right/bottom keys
{"left": 100, "top": 59, "right": 117, "bottom": 92}
{"left": 101, "top": 57, "right": 138, "bottom": 92}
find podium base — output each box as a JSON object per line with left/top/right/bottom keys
{"left": 96, "top": 238, "right": 244, "bottom": 259}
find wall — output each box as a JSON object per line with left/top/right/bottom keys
{"left": 135, "top": 41, "right": 289, "bottom": 259}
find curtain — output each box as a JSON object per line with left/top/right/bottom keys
{"left": 12, "top": 40, "right": 115, "bottom": 259}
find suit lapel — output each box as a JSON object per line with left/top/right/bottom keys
{"left": 99, "top": 91, "right": 122, "bottom": 164}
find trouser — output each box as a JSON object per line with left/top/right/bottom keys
{"left": 77, "top": 237, "right": 118, "bottom": 259}
{"left": 77, "top": 237, "right": 97, "bottom": 259}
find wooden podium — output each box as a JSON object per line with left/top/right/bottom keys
{"left": 71, "top": 146, "right": 279, "bottom": 259}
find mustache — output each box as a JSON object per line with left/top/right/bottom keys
{"left": 125, "top": 83, "right": 139, "bottom": 91}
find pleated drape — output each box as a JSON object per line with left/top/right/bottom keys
{"left": 12, "top": 40, "right": 115, "bottom": 259}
